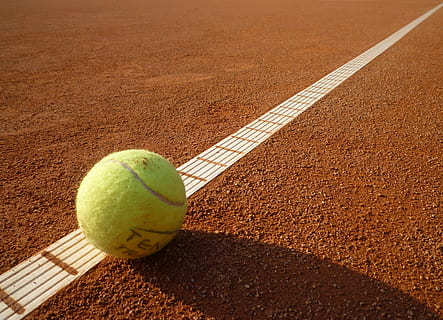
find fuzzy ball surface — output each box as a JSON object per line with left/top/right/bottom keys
{"left": 76, "top": 149, "right": 187, "bottom": 259}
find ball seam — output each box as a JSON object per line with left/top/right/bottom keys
{"left": 106, "top": 159, "right": 185, "bottom": 207}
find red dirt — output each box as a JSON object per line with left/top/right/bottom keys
{"left": 1, "top": 0, "right": 442, "bottom": 319}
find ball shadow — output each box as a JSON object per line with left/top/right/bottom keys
{"left": 130, "top": 230, "right": 437, "bottom": 319}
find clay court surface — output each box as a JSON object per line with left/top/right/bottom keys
{"left": 1, "top": 0, "right": 442, "bottom": 318}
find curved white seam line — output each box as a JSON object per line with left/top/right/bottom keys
{"left": 106, "top": 159, "right": 185, "bottom": 207}
{"left": 0, "top": 4, "right": 441, "bottom": 319}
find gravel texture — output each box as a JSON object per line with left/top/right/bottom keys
{"left": 0, "top": 0, "right": 442, "bottom": 319}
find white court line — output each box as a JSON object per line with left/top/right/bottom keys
{"left": 1, "top": 3, "right": 441, "bottom": 319}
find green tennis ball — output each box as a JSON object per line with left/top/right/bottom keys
{"left": 76, "top": 149, "right": 187, "bottom": 259}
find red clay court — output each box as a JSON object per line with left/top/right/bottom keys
{"left": 1, "top": 0, "right": 442, "bottom": 319}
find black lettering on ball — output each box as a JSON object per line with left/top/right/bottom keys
{"left": 137, "top": 239, "right": 152, "bottom": 250}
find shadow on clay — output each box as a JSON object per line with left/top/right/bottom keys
{"left": 130, "top": 230, "right": 438, "bottom": 320}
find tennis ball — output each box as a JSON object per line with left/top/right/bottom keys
{"left": 76, "top": 149, "right": 187, "bottom": 259}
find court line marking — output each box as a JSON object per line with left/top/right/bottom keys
{"left": 196, "top": 157, "right": 228, "bottom": 167}
{"left": 245, "top": 126, "right": 274, "bottom": 134}
{"left": 215, "top": 145, "right": 245, "bottom": 154}
{"left": 0, "top": 3, "right": 441, "bottom": 319}
{"left": 0, "top": 289, "right": 24, "bottom": 315}
{"left": 257, "top": 119, "right": 285, "bottom": 126}
{"left": 41, "top": 252, "right": 78, "bottom": 276}
{"left": 177, "top": 171, "right": 207, "bottom": 181}
{"left": 232, "top": 135, "right": 260, "bottom": 144}
{"left": 279, "top": 106, "right": 305, "bottom": 111}
{"left": 288, "top": 99, "right": 310, "bottom": 105}
{"left": 269, "top": 111, "right": 296, "bottom": 118}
